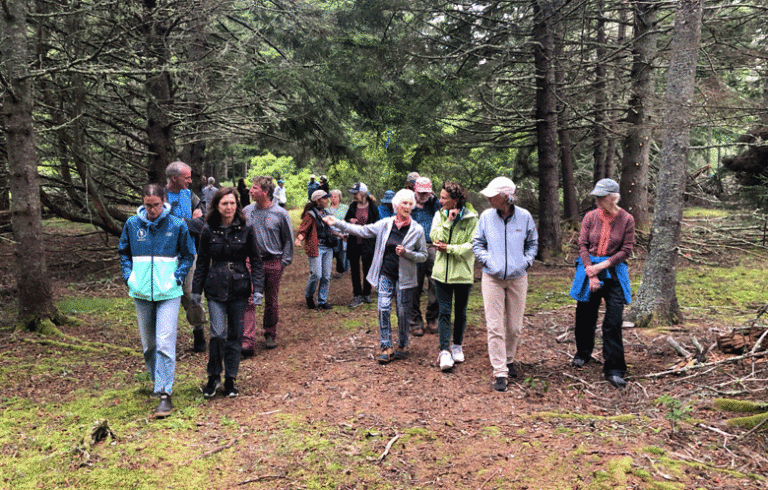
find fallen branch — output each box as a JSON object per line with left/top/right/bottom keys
{"left": 238, "top": 475, "right": 285, "bottom": 485}
{"left": 185, "top": 437, "right": 239, "bottom": 465}
{"left": 641, "top": 349, "right": 768, "bottom": 379}
{"left": 667, "top": 336, "right": 692, "bottom": 357}
{"left": 563, "top": 372, "right": 596, "bottom": 390}
{"left": 378, "top": 434, "right": 400, "bottom": 462}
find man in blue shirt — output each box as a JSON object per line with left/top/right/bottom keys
{"left": 165, "top": 161, "right": 208, "bottom": 352}
{"left": 410, "top": 176, "right": 440, "bottom": 336}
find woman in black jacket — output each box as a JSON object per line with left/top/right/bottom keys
{"left": 344, "top": 182, "right": 380, "bottom": 308}
{"left": 192, "top": 187, "right": 262, "bottom": 398}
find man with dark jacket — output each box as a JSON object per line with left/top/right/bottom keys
{"left": 345, "top": 182, "right": 380, "bottom": 308}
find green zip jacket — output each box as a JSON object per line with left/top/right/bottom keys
{"left": 430, "top": 203, "right": 478, "bottom": 284}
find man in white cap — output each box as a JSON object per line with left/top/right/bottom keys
{"left": 472, "top": 176, "right": 538, "bottom": 393}
{"left": 410, "top": 176, "right": 441, "bottom": 336}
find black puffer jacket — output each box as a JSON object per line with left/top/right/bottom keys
{"left": 192, "top": 218, "right": 263, "bottom": 302}
{"left": 344, "top": 197, "right": 380, "bottom": 256}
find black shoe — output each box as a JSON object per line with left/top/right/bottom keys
{"left": 223, "top": 377, "right": 239, "bottom": 398}
{"left": 493, "top": 377, "right": 508, "bottom": 392}
{"left": 193, "top": 329, "right": 206, "bottom": 352}
{"left": 348, "top": 296, "right": 364, "bottom": 308}
{"left": 571, "top": 356, "right": 589, "bottom": 368}
{"left": 203, "top": 377, "right": 220, "bottom": 399}
{"left": 306, "top": 296, "right": 316, "bottom": 310}
{"left": 317, "top": 303, "right": 333, "bottom": 310}
{"left": 155, "top": 393, "right": 173, "bottom": 418}
{"left": 241, "top": 348, "right": 254, "bottom": 358}
{"left": 607, "top": 374, "right": 627, "bottom": 389}
{"left": 265, "top": 334, "right": 277, "bottom": 349}
{"left": 362, "top": 295, "right": 373, "bottom": 304}
{"left": 507, "top": 363, "right": 518, "bottom": 379}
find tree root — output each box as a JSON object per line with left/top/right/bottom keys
{"left": 725, "top": 412, "right": 768, "bottom": 431}
{"left": 714, "top": 398, "right": 768, "bottom": 414}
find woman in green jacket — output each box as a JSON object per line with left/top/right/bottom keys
{"left": 430, "top": 182, "right": 478, "bottom": 371}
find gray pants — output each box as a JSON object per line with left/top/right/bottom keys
{"left": 410, "top": 246, "right": 438, "bottom": 329}
{"left": 181, "top": 254, "right": 208, "bottom": 331}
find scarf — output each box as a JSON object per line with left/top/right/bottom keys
{"left": 596, "top": 208, "right": 618, "bottom": 257}
{"left": 394, "top": 215, "right": 411, "bottom": 229}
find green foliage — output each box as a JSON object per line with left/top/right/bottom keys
{"left": 654, "top": 395, "right": 692, "bottom": 432}
{"left": 246, "top": 152, "right": 307, "bottom": 208}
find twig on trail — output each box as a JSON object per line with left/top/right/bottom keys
{"left": 185, "top": 437, "right": 239, "bottom": 465}
{"left": 258, "top": 409, "right": 281, "bottom": 416}
{"left": 696, "top": 423, "right": 735, "bottom": 439}
{"left": 645, "top": 455, "right": 675, "bottom": 481}
{"left": 642, "top": 349, "right": 768, "bottom": 379}
{"left": 478, "top": 468, "right": 501, "bottom": 489}
{"left": 751, "top": 327, "right": 768, "bottom": 354}
{"left": 378, "top": 434, "right": 400, "bottom": 462}
{"left": 238, "top": 475, "right": 285, "bottom": 485}
{"left": 563, "top": 372, "right": 596, "bottom": 390}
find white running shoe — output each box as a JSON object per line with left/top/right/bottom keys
{"left": 450, "top": 344, "right": 465, "bottom": 363}
{"left": 438, "top": 350, "right": 454, "bottom": 371}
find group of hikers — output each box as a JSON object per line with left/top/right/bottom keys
{"left": 118, "top": 161, "right": 634, "bottom": 418}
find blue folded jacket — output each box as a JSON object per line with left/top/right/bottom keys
{"left": 569, "top": 256, "right": 631, "bottom": 304}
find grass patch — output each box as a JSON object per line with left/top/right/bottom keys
{"left": 528, "top": 274, "right": 574, "bottom": 311}
{"left": 676, "top": 264, "right": 768, "bottom": 322}
{"left": 682, "top": 207, "right": 733, "bottom": 219}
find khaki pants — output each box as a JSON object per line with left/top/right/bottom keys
{"left": 481, "top": 272, "right": 528, "bottom": 378}
{"left": 181, "top": 255, "right": 208, "bottom": 331}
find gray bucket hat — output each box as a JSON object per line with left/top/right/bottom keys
{"left": 589, "top": 178, "right": 620, "bottom": 197}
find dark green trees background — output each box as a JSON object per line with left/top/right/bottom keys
{"left": 2, "top": 0, "right": 768, "bottom": 324}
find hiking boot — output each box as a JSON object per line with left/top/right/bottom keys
{"left": 438, "top": 350, "right": 454, "bottom": 371}
{"left": 223, "top": 377, "right": 239, "bottom": 398}
{"left": 411, "top": 325, "right": 424, "bottom": 337}
{"left": 570, "top": 356, "right": 589, "bottom": 368}
{"left": 317, "top": 303, "right": 333, "bottom": 310}
{"left": 202, "top": 377, "right": 220, "bottom": 399}
{"left": 241, "top": 348, "right": 254, "bottom": 358}
{"left": 493, "top": 377, "right": 508, "bottom": 393}
{"left": 450, "top": 344, "right": 465, "bottom": 363}
{"left": 348, "top": 296, "right": 364, "bottom": 308}
{"left": 193, "top": 329, "right": 206, "bottom": 353}
{"left": 362, "top": 295, "right": 373, "bottom": 304}
{"left": 607, "top": 374, "right": 627, "bottom": 389}
{"left": 507, "top": 363, "right": 518, "bottom": 379}
{"left": 306, "top": 296, "right": 316, "bottom": 310}
{"left": 425, "top": 320, "right": 438, "bottom": 334}
{"left": 265, "top": 334, "right": 277, "bottom": 349}
{"left": 155, "top": 393, "right": 173, "bottom": 417}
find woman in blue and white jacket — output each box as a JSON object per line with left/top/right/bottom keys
{"left": 118, "top": 183, "right": 196, "bottom": 418}
{"left": 324, "top": 189, "right": 427, "bottom": 363}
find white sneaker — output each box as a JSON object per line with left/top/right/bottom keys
{"left": 450, "top": 344, "right": 465, "bottom": 363}
{"left": 438, "top": 350, "right": 454, "bottom": 371}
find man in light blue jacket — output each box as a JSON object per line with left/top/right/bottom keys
{"left": 472, "top": 177, "right": 538, "bottom": 393}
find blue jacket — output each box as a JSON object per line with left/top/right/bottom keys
{"left": 118, "top": 203, "right": 196, "bottom": 301}
{"left": 411, "top": 195, "right": 440, "bottom": 243}
{"left": 472, "top": 206, "right": 538, "bottom": 280}
{"left": 570, "top": 256, "right": 632, "bottom": 304}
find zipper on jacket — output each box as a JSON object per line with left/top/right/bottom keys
{"left": 504, "top": 218, "right": 508, "bottom": 279}
{"left": 445, "top": 218, "right": 457, "bottom": 283}
{"left": 150, "top": 224, "right": 155, "bottom": 301}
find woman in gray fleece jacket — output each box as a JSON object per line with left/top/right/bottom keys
{"left": 324, "top": 189, "right": 427, "bottom": 363}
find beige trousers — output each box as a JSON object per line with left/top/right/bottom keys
{"left": 481, "top": 272, "right": 528, "bottom": 378}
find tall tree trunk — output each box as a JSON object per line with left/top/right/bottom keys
{"left": 1, "top": 0, "right": 62, "bottom": 330}
{"left": 144, "top": 0, "right": 176, "bottom": 185}
{"left": 620, "top": 1, "right": 658, "bottom": 230}
{"left": 592, "top": 0, "right": 608, "bottom": 183}
{"left": 555, "top": 18, "right": 577, "bottom": 224}
{"left": 533, "top": 0, "right": 561, "bottom": 259}
{"left": 627, "top": 0, "right": 703, "bottom": 328}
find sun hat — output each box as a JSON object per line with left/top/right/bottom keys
{"left": 277, "top": 179, "right": 284, "bottom": 184}
{"left": 480, "top": 177, "right": 516, "bottom": 198}
{"left": 311, "top": 190, "right": 331, "bottom": 202}
{"left": 310, "top": 174, "right": 316, "bottom": 179}
{"left": 381, "top": 190, "right": 395, "bottom": 204}
{"left": 348, "top": 182, "right": 368, "bottom": 194}
{"left": 414, "top": 177, "right": 433, "bottom": 193}
{"left": 589, "top": 178, "right": 620, "bottom": 197}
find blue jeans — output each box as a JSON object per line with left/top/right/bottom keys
{"left": 435, "top": 281, "right": 472, "bottom": 352}
{"left": 207, "top": 298, "right": 247, "bottom": 380}
{"left": 377, "top": 275, "right": 413, "bottom": 349}
{"left": 305, "top": 245, "right": 334, "bottom": 305}
{"left": 134, "top": 296, "right": 181, "bottom": 394}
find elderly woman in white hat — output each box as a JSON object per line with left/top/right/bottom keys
{"left": 569, "top": 178, "right": 635, "bottom": 389}
{"left": 472, "top": 177, "right": 538, "bottom": 393}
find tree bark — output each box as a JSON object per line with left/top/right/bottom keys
{"left": 627, "top": 0, "right": 703, "bottom": 328}
{"left": 533, "top": 0, "right": 561, "bottom": 259}
{"left": 144, "top": 0, "right": 177, "bottom": 185}
{"left": 620, "top": 1, "right": 658, "bottom": 231}
{"left": 555, "top": 16, "right": 577, "bottom": 225}
{"left": 1, "top": 0, "right": 61, "bottom": 330}
{"left": 592, "top": 0, "right": 608, "bottom": 183}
